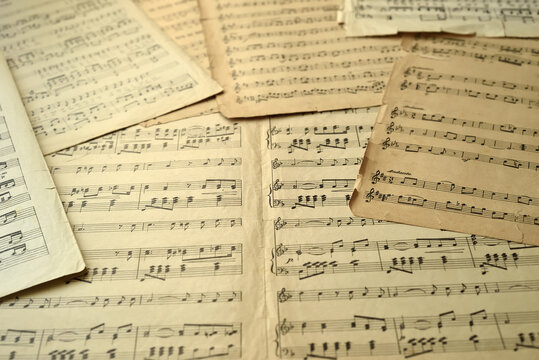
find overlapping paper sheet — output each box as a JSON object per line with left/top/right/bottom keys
{"left": 0, "top": 0, "right": 221, "bottom": 154}
{"left": 135, "top": 0, "right": 219, "bottom": 127}
{"left": 199, "top": 0, "right": 402, "bottom": 118}
{"left": 0, "top": 54, "right": 84, "bottom": 297}
{"left": 2, "top": 106, "right": 539, "bottom": 359}
{"left": 350, "top": 53, "right": 539, "bottom": 245}
{"left": 403, "top": 34, "right": 539, "bottom": 67}
{"left": 340, "top": 0, "right": 539, "bottom": 37}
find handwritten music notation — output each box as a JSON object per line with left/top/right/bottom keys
{"left": 404, "top": 34, "right": 539, "bottom": 68}
{"left": 0, "top": 322, "right": 241, "bottom": 360}
{"left": 0, "top": 290, "right": 242, "bottom": 310}
{"left": 199, "top": 0, "right": 400, "bottom": 117}
{"left": 277, "top": 280, "right": 539, "bottom": 302}
{"left": 341, "top": 0, "right": 539, "bottom": 37}
{"left": 0, "top": 0, "right": 220, "bottom": 154}
{"left": 51, "top": 122, "right": 241, "bottom": 157}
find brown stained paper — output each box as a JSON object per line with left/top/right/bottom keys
{"left": 340, "top": 0, "right": 539, "bottom": 38}
{"left": 198, "top": 0, "right": 402, "bottom": 118}
{"left": 0, "top": 0, "right": 221, "bottom": 154}
{"left": 350, "top": 54, "right": 539, "bottom": 245}
{"left": 135, "top": 0, "right": 219, "bottom": 127}
{"left": 402, "top": 34, "right": 539, "bottom": 68}
{"left": 1, "top": 107, "right": 539, "bottom": 358}
{"left": 0, "top": 54, "right": 85, "bottom": 297}
{"left": 261, "top": 109, "right": 539, "bottom": 359}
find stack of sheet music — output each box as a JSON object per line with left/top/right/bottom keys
{"left": 0, "top": 1, "right": 537, "bottom": 359}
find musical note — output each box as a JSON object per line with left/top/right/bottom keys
{"left": 0, "top": 0, "right": 220, "bottom": 154}
{"left": 341, "top": 0, "right": 539, "bottom": 37}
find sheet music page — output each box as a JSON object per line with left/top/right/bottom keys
{"left": 198, "top": 0, "right": 402, "bottom": 118}
{"left": 0, "top": 54, "right": 84, "bottom": 297}
{"left": 0, "top": 113, "right": 266, "bottom": 359}
{"left": 261, "top": 109, "right": 539, "bottom": 359}
{"left": 340, "top": 0, "right": 539, "bottom": 37}
{"left": 402, "top": 34, "right": 539, "bottom": 68}
{"left": 135, "top": 0, "right": 219, "bottom": 127}
{"left": 350, "top": 54, "right": 539, "bottom": 245}
{"left": 0, "top": 0, "right": 221, "bottom": 155}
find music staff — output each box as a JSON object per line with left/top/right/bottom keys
{"left": 274, "top": 234, "right": 539, "bottom": 278}
{"left": 386, "top": 122, "right": 538, "bottom": 153}
{"left": 389, "top": 106, "right": 539, "bottom": 138}
{"left": 276, "top": 280, "right": 539, "bottom": 303}
{"left": 49, "top": 158, "right": 241, "bottom": 175}
{"left": 72, "top": 243, "right": 243, "bottom": 282}
{"left": 399, "top": 80, "right": 539, "bottom": 109}
{"left": 381, "top": 137, "right": 539, "bottom": 171}
{"left": 273, "top": 217, "right": 389, "bottom": 231}
{"left": 365, "top": 189, "right": 538, "bottom": 227}
{"left": 72, "top": 218, "right": 242, "bottom": 234}
{"left": 0, "top": 322, "right": 241, "bottom": 360}
{"left": 52, "top": 123, "right": 242, "bottom": 157}
{"left": 371, "top": 171, "right": 538, "bottom": 206}
{"left": 0, "top": 290, "right": 242, "bottom": 310}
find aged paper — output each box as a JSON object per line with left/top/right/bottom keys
{"left": 0, "top": 54, "right": 84, "bottom": 297}
{"left": 261, "top": 109, "right": 539, "bottom": 359}
{"left": 135, "top": 0, "right": 219, "bottom": 127}
{"left": 1, "top": 106, "right": 538, "bottom": 358}
{"left": 199, "top": 0, "right": 402, "bottom": 118}
{"left": 350, "top": 54, "right": 539, "bottom": 245}
{"left": 0, "top": 113, "right": 267, "bottom": 359}
{"left": 340, "top": 0, "right": 539, "bottom": 37}
{"left": 0, "top": 0, "right": 221, "bottom": 154}
{"left": 402, "top": 34, "right": 539, "bottom": 68}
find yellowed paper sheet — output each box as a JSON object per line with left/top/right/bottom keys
{"left": 340, "top": 0, "right": 539, "bottom": 37}
{"left": 350, "top": 54, "right": 539, "bottom": 245}
{"left": 0, "top": 0, "right": 221, "bottom": 154}
{"left": 199, "top": 0, "right": 402, "bottom": 118}
{"left": 1, "top": 107, "right": 538, "bottom": 358}
{"left": 0, "top": 54, "right": 84, "bottom": 297}
{"left": 260, "top": 109, "right": 539, "bottom": 359}
{"left": 135, "top": 0, "right": 219, "bottom": 127}
{"left": 402, "top": 34, "right": 539, "bottom": 67}
{"left": 0, "top": 113, "right": 266, "bottom": 359}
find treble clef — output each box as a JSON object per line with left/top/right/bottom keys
{"left": 272, "top": 158, "right": 282, "bottom": 169}
{"left": 272, "top": 179, "right": 283, "bottom": 191}
{"left": 365, "top": 188, "right": 376, "bottom": 203}
{"left": 279, "top": 318, "right": 294, "bottom": 336}
{"left": 371, "top": 170, "right": 381, "bottom": 184}
{"left": 274, "top": 217, "right": 286, "bottom": 230}
{"left": 382, "top": 137, "right": 392, "bottom": 150}
{"left": 275, "top": 243, "right": 287, "bottom": 256}
{"left": 386, "top": 122, "right": 395, "bottom": 134}
{"left": 277, "top": 288, "right": 292, "bottom": 303}
{"left": 390, "top": 107, "right": 399, "bottom": 119}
